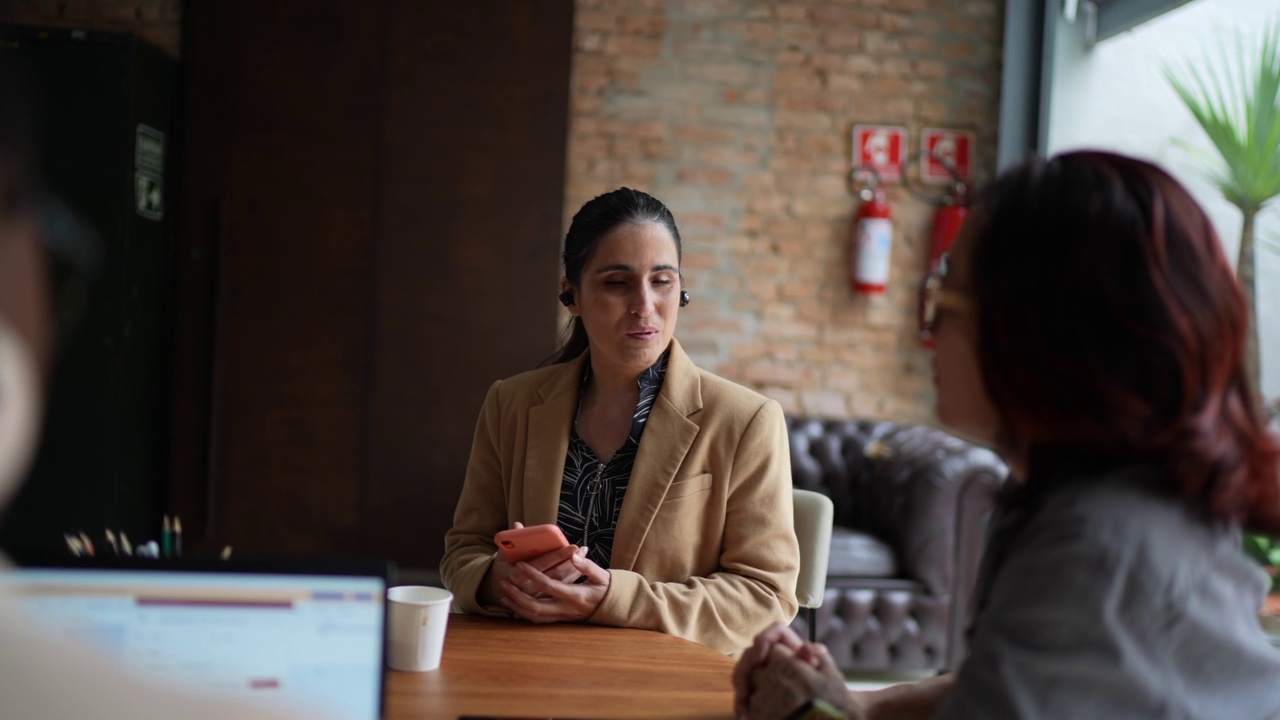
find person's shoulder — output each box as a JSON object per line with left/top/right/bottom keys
{"left": 484, "top": 360, "right": 578, "bottom": 403}
{"left": 496, "top": 361, "right": 571, "bottom": 390}
{"left": 1041, "top": 466, "right": 1196, "bottom": 539}
{"left": 686, "top": 366, "right": 783, "bottom": 435}
{"left": 695, "top": 366, "right": 769, "bottom": 403}
{"left": 1024, "top": 465, "right": 1233, "bottom": 579}
{"left": 664, "top": 340, "right": 778, "bottom": 420}
{"left": 690, "top": 365, "right": 781, "bottom": 422}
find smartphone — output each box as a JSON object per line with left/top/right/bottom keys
{"left": 494, "top": 524, "right": 570, "bottom": 564}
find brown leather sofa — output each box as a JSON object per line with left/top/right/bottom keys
{"left": 786, "top": 417, "right": 1007, "bottom": 672}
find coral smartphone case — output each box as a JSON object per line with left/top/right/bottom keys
{"left": 494, "top": 524, "right": 570, "bottom": 563}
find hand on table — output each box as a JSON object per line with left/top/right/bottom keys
{"left": 479, "top": 522, "right": 585, "bottom": 605}
{"left": 498, "top": 548, "right": 611, "bottom": 623}
{"left": 733, "top": 623, "right": 808, "bottom": 719}
{"left": 748, "top": 642, "right": 857, "bottom": 720}
{"left": 733, "top": 623, "right": 858, "bottom": 720}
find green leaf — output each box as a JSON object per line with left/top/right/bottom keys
{"left": 1245, "top": 532, "right": 1273, "bottom": 563}
{"left": 1165, "top": 20, "right": 1280, "bottom": 215}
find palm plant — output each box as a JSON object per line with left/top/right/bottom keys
{"left": 1165, "top": 20, "right": 1280, "bottom": 401}
{"left": 1245, "top": 534, "right": 1280, "bottom": 593}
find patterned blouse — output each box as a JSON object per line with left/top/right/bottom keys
{"left": 556, "top": 351, "right": 669, "bottom": 568}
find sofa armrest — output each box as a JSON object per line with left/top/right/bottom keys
{"left": 857, "top": 422, "right": 1006, "bottom": 597}
{"left": 947, "top": 461, "right": 1002, "bottom": 668}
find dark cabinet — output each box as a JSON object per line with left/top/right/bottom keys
{"left": 0, "top": 24, "right": 180, "bottom": 557}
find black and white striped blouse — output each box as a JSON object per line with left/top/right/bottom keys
{"left": 556, "top": 351, "right": 668, "bottom": 569}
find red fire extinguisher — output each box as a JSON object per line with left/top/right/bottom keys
{"left": 851, "top": 181, "right": 893, "bottom": 294}
{"left": 920, "top": 181, "right": 969, "bottom": 348}
{"left": 927, "top": 181, "right": 968, "bottom": 276}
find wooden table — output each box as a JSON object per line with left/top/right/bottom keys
{"left": 385, "top": 614, "right": 736, "bottom": 719}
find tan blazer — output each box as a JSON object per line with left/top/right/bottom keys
{"left": 440, "top": 339, "right": 799, "bottom": 655}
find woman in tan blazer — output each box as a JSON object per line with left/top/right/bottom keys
{"left": 441, "top": 188, "right": 799, "bottom": 655}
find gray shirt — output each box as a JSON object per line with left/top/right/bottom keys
{"left": 936, "top": 464, "right": 1280, "bottom": 720}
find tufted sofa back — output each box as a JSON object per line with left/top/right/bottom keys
{"left": 787, "top": 417, "right": 1006, "bottom": 594}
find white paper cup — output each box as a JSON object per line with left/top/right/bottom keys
{"left": 386, "top": 585, "right": 453, "bottom": 672}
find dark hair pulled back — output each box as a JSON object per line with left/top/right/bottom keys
{"left": 549, "top": 187, "right": 682, "bottom": 365}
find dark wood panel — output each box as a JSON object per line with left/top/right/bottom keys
{"left": 174, "top": 0, "right": 572, "bottom": 567}
{"left": 214, "top": 0, "right": 385, "bottom": 555}
{"left": 363, "top": 0, "right": 572, "bottom": 567}
{"left": 169, "top": 0, "right": 230, "bottom": 546}
{"left": 179, "top": 0, "right": 386, "bottom": 556}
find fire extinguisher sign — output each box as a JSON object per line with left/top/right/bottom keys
{"left": 921, "top": 128, "right": 975, "bottom": 185}
{"left": 852, "top": 124, "right": 906, "bottom": 182}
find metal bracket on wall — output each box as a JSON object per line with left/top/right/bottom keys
{"left": 1062, "top": 0, "right": 1100, "bottom": 47}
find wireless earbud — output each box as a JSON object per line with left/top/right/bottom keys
{"left": 679, "top": 291, "right": 690, "bottom": 308}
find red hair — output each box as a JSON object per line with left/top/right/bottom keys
{"left": 969, "top": 151, "right": 1280, "bottom": 532}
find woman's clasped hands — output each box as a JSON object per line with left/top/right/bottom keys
{"left": 733, "top": 623, "right": 861, "bottom": 720}
{"left": 481, "top": 522, "right": 612, "bottom": 624}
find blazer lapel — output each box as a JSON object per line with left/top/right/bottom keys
{"left": 522, "top": 354, "right": 586, "bottom": 526}
{"left": 610, "top": 339, "right": 703, "bottom": 570}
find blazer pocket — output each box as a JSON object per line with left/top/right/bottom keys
{"left": 663, "top": 473, "right": 714, "bottom": 501}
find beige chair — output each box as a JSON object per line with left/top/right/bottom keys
{"left": 792, "top": 488, "right": 834, "bottom": 642}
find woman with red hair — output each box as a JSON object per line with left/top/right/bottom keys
{"left": 736, "top": 151, "right": 1280, "bottom": 720}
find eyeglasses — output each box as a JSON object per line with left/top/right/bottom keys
{"left": 918, "top": 253, "right": 973, "bottom": 342}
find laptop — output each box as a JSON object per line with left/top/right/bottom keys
{"left": 1, "top": 557, "right": 391, "bottom": 720}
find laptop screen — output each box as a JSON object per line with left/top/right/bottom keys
{"left": 2, "top": 560, "right": 388, "bottom": 720}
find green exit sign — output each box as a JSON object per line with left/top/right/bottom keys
{"left": 135, "top": 172, "right": 162, "bottom": 221}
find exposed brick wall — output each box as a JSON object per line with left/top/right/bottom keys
{"left": 564, "top": 0, "right": 1003, "bottom": 423}
{"left": 5, "top": 0, "right": 182, "bottom": 57}
{"left": 5, "top": 0, "right": 1005, "bottom": 423}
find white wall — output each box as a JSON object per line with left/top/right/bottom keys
{"left": 1046, "top": 0, "right": 1280, "bottom": 401}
